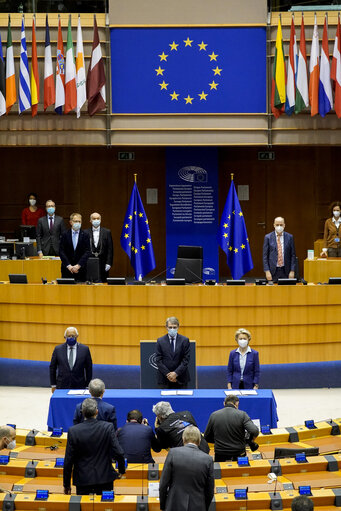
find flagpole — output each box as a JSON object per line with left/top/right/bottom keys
{"left": 134, "top": 173, "right": 137, "bottom": 183}
{"left": 231, "top": 173, "right": 234, "bottom": 181}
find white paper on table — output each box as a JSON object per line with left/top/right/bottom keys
{"left": 67, "top": 389, "right": 87, "bottom": 395}
{"left": 224, "top": 390, "right": 241, "bottom": 395}
{"left": 240, "top": 390, "right": 257, "bottom": 395}
{"left": 252, "top": 419, "right": 261, "bottom": 429}
{"left": 83, "top": 389, "right": 90, "bottom": 394}
{"left": 161, "top": 390, "right": 177, "bottom": 396}
{"left": 177, "top": 390, "right": 193, "bottom": 396}
{"left": 148, "top": 482, "right": 160, "bottom": 497}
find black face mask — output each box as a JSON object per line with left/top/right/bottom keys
{"left": 66, "top": 337, "right": 77, "bottom": 346}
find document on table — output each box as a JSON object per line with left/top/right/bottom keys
{"left": 148, "top": 482, "right": 160, "bottom": 497}
{"left": 240, "top": 390, "right": 257, "bottom": 395}
{"left": 224, "top": 390, "right": 241, "bottom": 395}
{"left": 161, "top": 390, "right": 177, "bottom": 396}
{"left": 67, "top": 390, "right": 88, "bottom": 395}
{"left": 177, "top": 390, "right": 193, "bottom": 395}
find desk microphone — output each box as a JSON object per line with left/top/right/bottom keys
{"left": 182, "top": 266, "right": 204, "bottom": 284}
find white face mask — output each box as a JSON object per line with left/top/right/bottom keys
{"left": 238, "top": 339, "right": 248, "bottom": 349}
{"left": 72, "top": 222, "right": 81, "bottom": 231}
{"left": 333, "top": 210, "right": 340, "bottom": 218}
{"left": 92, "top": 219, "right": 101, "bottom": 228}
{"left": 275, "top": 225, "right": 284, "bottom": 234}
{"left": 168, "top": 327, "right": 178, "bottom": 338}
{"left": 29, "top": 199, "right": 36, "bottom": 206}
{"left": 6, "top": 439, "right": 16, "bottom": 450}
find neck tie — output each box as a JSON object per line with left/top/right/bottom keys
{"left": 172, "top": 338, "right": 176, "bottom": 352}
{"left": 49, "top": 217, "right": 53, "bottom": 231}
{"left": 72, "top": 231, "right": 77, "bottom": 250}
{"left": 277, "top": 235, "right": 283, "bottom": 267}
{"left": 68, "top": 347, "right": 74, "bottom": 370}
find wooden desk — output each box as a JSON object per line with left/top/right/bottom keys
{"left": 304, "top": 258, "right": 341, "bottom": 283}
{"left": 0, "top": 258, "right": 61, "bottom": 282}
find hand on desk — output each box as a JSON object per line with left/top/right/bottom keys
{"left": 288, "top": 271, "right": 295, "bottom": 279}
{"left": 265, "top": 271, "right": 272, "bottom": 281}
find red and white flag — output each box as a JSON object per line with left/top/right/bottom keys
{"left": 331, "top": 14, "right": 341, "bottom": 118}
{"left": 64, "top": 15, "right": 77, "bottom": 114}
{"left": 44, "top": 14, "right": 55, "bottom": 110}
{"left": 55, "top": 18, "right": 65, "bottom": 115}
{"left": 87, "top": 16, "right": 106, "bottom": 116}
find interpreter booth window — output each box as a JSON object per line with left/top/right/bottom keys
{"left": 0, "top": 0, "right": 107, "bottom": 12}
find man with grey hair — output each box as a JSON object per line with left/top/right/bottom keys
{"left": 64, "top": 398, "right": 125, "bottom": 495}
{"left": 85, "top": 212, "right": 113, "bottom": 282}
{"left": 49, "top": 326, "right": 92, "bottom": 392}
{"left": 0, "top": 425, "right": 16, "bottom": 451}
{"left": 152, "top": 401, "right": 209, "bottom": 453}
{"left": 159, "top": 425, "right": 214, "bottom": 511}
{"left": 263, "top": 216, "right": 296, "bottom": 282}
{"left": 155, "top": 316, "right": 190, "bottom": 388}
{"left": 59, "top": 212, "right": 91, "bottom": 282}
{"left": 73, "top": 378, "right": 117, "bottom": 429}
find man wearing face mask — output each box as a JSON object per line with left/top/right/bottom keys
{"left": 49, "top": 326, "right": 93, "bottom": 393}
{"left": 36, "top": 199, "right": 66, "bottom": 257}
{"left": 85, "top": 212, "right": 113, "bottom": 282}
{"left": 263, "top": 216, "right": 296, "bottom": 282}
{"left": 59, "top": 213, "right": 91, "bottom": 282}
{"left": 0, "top": 425, "right": 16, "bottom": 451}
{"left": 155, "top": 316, "right": 190, "bottom": 389}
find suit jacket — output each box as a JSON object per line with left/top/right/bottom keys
{"left": 117, "top": 421, "right": 161, "bottom": 464}
{"left": 63, "top": 418, "right": 125, "bottom": 489}
{"left": 263, "top": 231, "right": 296, "bottom": 278}
{"left": 159, "top": 444, "right": 214, "bottom": 511}
{"left": 59, "top": 229, "right": 91, "bottom": 281}
{"left": 36, "top": 215, "right": 66, "bottom": 255}
{"left": 85, "top": 227, "right": 113, "bottom": 282}
{"left": 49, "top": 342, "right": 93, "bottom": 389}
{"left": 155, "top": 334, "right": 190, "bottom": 386}
{"left": 73, "top": 397, "right": 117, "bottom": 430}
{"left": 227, "top": 348, "right": 260, "bottom": 389}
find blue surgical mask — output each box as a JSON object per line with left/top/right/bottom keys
{"left": 66, "top": 337, "right": 77, "bottom": 346}
{"left": 47, "top": 207, "right": 55, "bottom": 215}
{"left": 168, "top": 328, "right": 178, "bottom": 338}
{"left": 72, "top": 222, "right": 81, "bottom": 231}
{"left": 92, "top": 220, "right": 101, "bottom": 228}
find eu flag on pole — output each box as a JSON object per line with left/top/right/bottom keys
{"left": 218, "top": 178, "right": 253, "bottom": 280}
{"left": 120, "top": 181, "right": 156, "bottom": 280}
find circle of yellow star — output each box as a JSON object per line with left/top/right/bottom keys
{"left": 139, "top": 212, "right": 143, "bottom": 217}
{"left": 170, "top": 91, "right": 179, "bottom": 101}
{"left": 223, "top": 233, "right": 228, "bottom": 238}
{"left": 239, "top": 212, "right": 243, "bottom": 217}
{"left": 183, "top": 37, "right": 193, "bottom": 47}
{"left": 234, "top": 248, "right": 238, "bottom": 253}
{"left": 198, "top": 41, "right": 208, "bottom": 51}
{"left": 146, "top": 238, "right": 151, "bottom": 243}
{"left": 223, "top": 223, "right": 228, "bottom": 228}
{"left": 213, "top": 66, "right": 222, "bottom": 76}
{"left": 155, "top": 66, "right": 165, "bottom": 76}
{"left": 241, "top": 244, "right": 246, "bottom": 249}
{"left": 128, "top": 215, "right": 132, "bottom": 220}
{"left": 124, "top": 233, "right": 129, "bottom": 238}
{"left": 125, "top": 224, "right": 129, "bottom": 228}
{"left": 141, "top": 245, "right": 146, "bottom": 250}
{"left": 208, "top": 52, "right": 218, "bottom": 61}
{"left": 198, "top": 91, "right": 208, "bottom": 101}
{"left": 209, "top": 80, "right": 218, "bottom": 90}
{"left": 184, "top": 95, "right": 194, "bottom": 104}
{"left": 169, "top": 41, "right": 179, "bottom": 51}
{"left": 158, "top": 52, "right": 168, "bottom": 61}
{"left": 159, "top": 81, "right": 169, "bottom": 90}
{"left": 229, "top": 246, "right": 233, "bottom": 251}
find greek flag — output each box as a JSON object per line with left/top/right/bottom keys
{"left": 18, "top": 17, "right": 31, "bottom": 114}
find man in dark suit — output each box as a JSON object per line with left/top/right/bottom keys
{"left": 59, "top": 213, "right": 91, "bottom": 282}
{"left": 159, "top": 425, "right": 214, "bottom": 511}
{"left": 85, "top": 212, "right": 113, "bottom": 282}
{"left": 263, "top": 216, "right": 296, "bottom": 282}
{"left": 117, "top": 409, "right": 161, "bottom": 463}
{"left": 155, "top": 316, "right": 190, "bottom": 389}
{"left": 49, "top": 326, "right": 92, "bottom": 393}
{"left": 64, "top": 398, "right": 125, "bottom": 495}
{"left": 36, "top": 199, "right": 66, "bottom": 256}
{"left": 73, "top": 378, "right": 117, "bottom": 430}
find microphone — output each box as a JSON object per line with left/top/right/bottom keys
{"left": 144, "top": 266, "right": 170, "bottom": 284}
{"left": 182, "top": 265, "right": 204, "bottom": 284}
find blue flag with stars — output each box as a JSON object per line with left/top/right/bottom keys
{"left": 218, "top": 180, "right": 253, "bottom": 280}
{"left": 120, "top": 182, "right": 156, "bottom": 279}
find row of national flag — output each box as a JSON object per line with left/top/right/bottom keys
{"left": 0, "top": 14, "right": 106, "bottom": 117}
{"left": 272, "top": 13, "right": 341, "bottom": 118}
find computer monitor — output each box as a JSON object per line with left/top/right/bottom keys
{"left": 9, "top": 274, "right": 28, "bottom": 284}
{"left": 0, "top": 243, "right": 14, "bottom": 260}
{"left": 86, "top": 257, "right": 100, "bottom": 282}
{"left": 19, "top": 225, "right": 36, "bottom": 240}
{"left": 277, "top": 278, "right": 297, "bottom": 286}
{"left": 174, "top": 245, "right": 203, "bottom": 283}
{"left": 166, "top": 278, "right": 186, "bottom": 286}
{"left": 226, "top": 280, "right": 245, "bottom": 285}
{"left": 107, "top": 278, "right": 126, "bottom": 285}
{"left": 15, "top": 242, "right": 37, "bottom": 259}
{"left": 329, "top": 277, "right": 341, "bottom": 285}
{"left": 274, "top": 447, "right": 319, "bottom": 459}
{"left": 56, "top": 278, "right": 76, "bottom": 285}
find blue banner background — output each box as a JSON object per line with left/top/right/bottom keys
{"left": 111, "top": 27, "right": 266, "bottom": 114}
{"left": 166, "top": 147, "right": 219, "bottom": 281}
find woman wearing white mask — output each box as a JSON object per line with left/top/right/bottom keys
{"left": 21, "top": 192, "right": 45, "bottom": 227}
{"left": 321, "top": 202, "right": 341, "bottom": 258}
{"left": 227, "top": 328, "right": 260, "bottom": 390}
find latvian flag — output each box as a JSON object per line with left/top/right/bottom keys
{"left": 87, "top": 16, "right": 106, "bottom": 116}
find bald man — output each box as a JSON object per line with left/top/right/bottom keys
{"left": 0, "top": 425, "right": 16, "bottom": 451}
{"left": 85, "top": 212, "right": 113, "bottom": 282}
{"left": 49, "top": 327, "right": 93, "bottom": 393}
{"left": 263, "top": 216, "right": 296, "bottom": 282}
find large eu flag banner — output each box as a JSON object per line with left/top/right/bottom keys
{"left": 218, "top": 180, "right": 253, "bottom": 280}
{"left": 120, "top": 182, "right": 156, "bottom": 279}
{"left": 111, "top": 27, "right": 266, "bottom": 114}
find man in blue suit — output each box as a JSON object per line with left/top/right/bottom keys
{"left": 49, "top": 326, "right": 92, "bottom": 393}
{"left": 155, "top": 316, "right": 190, "bottom": 389}
{"left": 73, "top": 378, "right": 117, "bottom": 430}
{"left": 59, "top": 212, "right": 91, "bottom": 282}
{"left": 263, "top": 216, "right": 296, "bottom": 282}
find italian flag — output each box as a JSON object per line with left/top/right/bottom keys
{"left": 6, "top": 15, "right": 16, "bottom": 114}
{"left": 64, "top": 15, "right": 77, "bottom": 114}
{"left": 271, "top": 17, "right": 286, "bottom": 118}
{"left": 295, "top": 14, "right": 309, "bottom": 114}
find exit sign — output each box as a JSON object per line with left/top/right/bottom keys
{"left": 258, "top": 151, "right": 275, "bottom": 161}
{"left": 118, "top": 152, "right": 135, "bottom": 160}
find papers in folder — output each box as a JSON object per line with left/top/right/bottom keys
{"left": 160, "top": 390, "right": 194, "bottom": 396}
{"left": 224, "top": 389, "right": 258, "bottom": 396}
{"left": 67, "top": 389, "right": 89, "bottom": 395}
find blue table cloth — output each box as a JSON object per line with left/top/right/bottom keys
{"left": 47, "top": 389, "right": 278, "bottom": 432}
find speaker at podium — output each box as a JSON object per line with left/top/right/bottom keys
{"left": 140, "top": 341, "right": 197, "bottom": 389}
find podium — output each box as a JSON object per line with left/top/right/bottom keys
{"left": 140, "top": 340, "right": 197, "bottom": 389}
